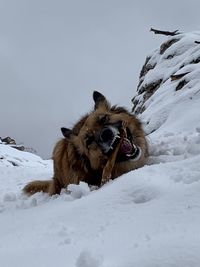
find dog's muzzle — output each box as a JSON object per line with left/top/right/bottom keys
{"left": 99, "top": 126, "right": 120, "bottom": 152}
{"left": 98, "top": 125, "right": 141, "bottom": 162}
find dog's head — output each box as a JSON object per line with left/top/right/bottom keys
{"left": 61, "top": 91, "right": 147, "bottom": 179}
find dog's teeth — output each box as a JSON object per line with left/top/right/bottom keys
{"left": 132, "top": 144, "right": 137, "bottom": 150}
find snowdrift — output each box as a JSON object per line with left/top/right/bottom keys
{"left": 1, "top": 31, "right": 200, "bottom": 267}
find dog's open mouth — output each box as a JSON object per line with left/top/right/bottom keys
{"left": 111, "top": 134, "right": 141, "bottom": 162}
{"left": 102, "top": 126, "right": 141, "bottom": 162}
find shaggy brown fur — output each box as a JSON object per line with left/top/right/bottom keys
{"left": 23, "top": 91, "right": 148, "bottom": 196}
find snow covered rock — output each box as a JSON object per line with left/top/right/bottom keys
{"left": 0, "top": 143, "right": 48, "bottom": 167}
{"left": 132, "top": 31, "right": 200, "bottom": 135}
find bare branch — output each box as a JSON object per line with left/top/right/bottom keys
{"left": 194, "top": 41, "right": 200, "bottom": 44}
{"left": 101, "top": 122, "right": 128, "bottom": 186}
{"left": 150, "top": 28, "right": 180, "bottom": 36}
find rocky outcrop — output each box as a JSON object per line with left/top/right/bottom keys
{"left": 132, "top": 31, "right": 200, "bottom": 134}
{"left": 1, "top": 137, "right": 16, "bottom": 145}
{"left": 0, "top": 136, "right": 25, "bottom": 151}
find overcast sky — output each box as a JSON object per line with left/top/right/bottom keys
{"left": 0, "top": 0, "right": 200, "bottom": 158}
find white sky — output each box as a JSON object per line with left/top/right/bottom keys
{"left": 0, "top": 0, "right": 200, "bottom": 158}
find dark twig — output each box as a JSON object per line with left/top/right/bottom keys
{"left": 150, "top": 28, "right": 180, "bottom": 36}
{"left": 194, "top": 41, "right": 200, "bottom": 44}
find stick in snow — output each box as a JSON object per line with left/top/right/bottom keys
{"left": 101, "top": 122, "right": 127, "bottom": 186}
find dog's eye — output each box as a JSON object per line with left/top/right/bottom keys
{"left": 85, "top": 135, "right": 94, "bottom": 147}
{"left": 98, "top": 114, "right": 109, "bottom": 125}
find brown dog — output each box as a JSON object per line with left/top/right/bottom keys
{"left": 23, "top": 91, "right": 148, "bottom": 195}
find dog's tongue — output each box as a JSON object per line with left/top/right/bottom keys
{"left": 119, "top": 139, "right": 133, "bottom": 154}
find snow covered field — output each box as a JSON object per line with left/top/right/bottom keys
{"left": 1, "top": 127, "right": 200, "bottom": 267}
{"left": 1, "top": 110, "right": 200, "bottom": 267}
{"left": 1, "top": 33, "right": 200, "bottom": 267}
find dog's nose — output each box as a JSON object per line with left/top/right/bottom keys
{"left": 100, "top": 127, "right": 114, "bottom": 143}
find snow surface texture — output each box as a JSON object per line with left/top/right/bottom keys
{"left": 1, "top": 32, "right": 200, "bottom": 267}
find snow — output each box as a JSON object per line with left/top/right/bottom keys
{"left": 1, "top": 32, "right": 200, "bottom": 267}
{"left": 0, "top": 143, "right": 48, "bottom": 167}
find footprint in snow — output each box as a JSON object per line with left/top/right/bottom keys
{"left": 129, "top": 187, "right": 158, "bottom": 204}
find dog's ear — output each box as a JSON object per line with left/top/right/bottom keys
{"left": 61, "top": 127, "right": 73, "bottom": 138}
{"left": 93, "top": 91, "right": 110, "bottom": 110}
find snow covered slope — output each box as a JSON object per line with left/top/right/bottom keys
{"left": 132, "top": 31, "right": 200, "bottom": 136}
{"left": 1, "top": 32, "right": 200, "bottom": 267}
{"left": 0, "top": 144, "right": 52, "bottom": 200}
